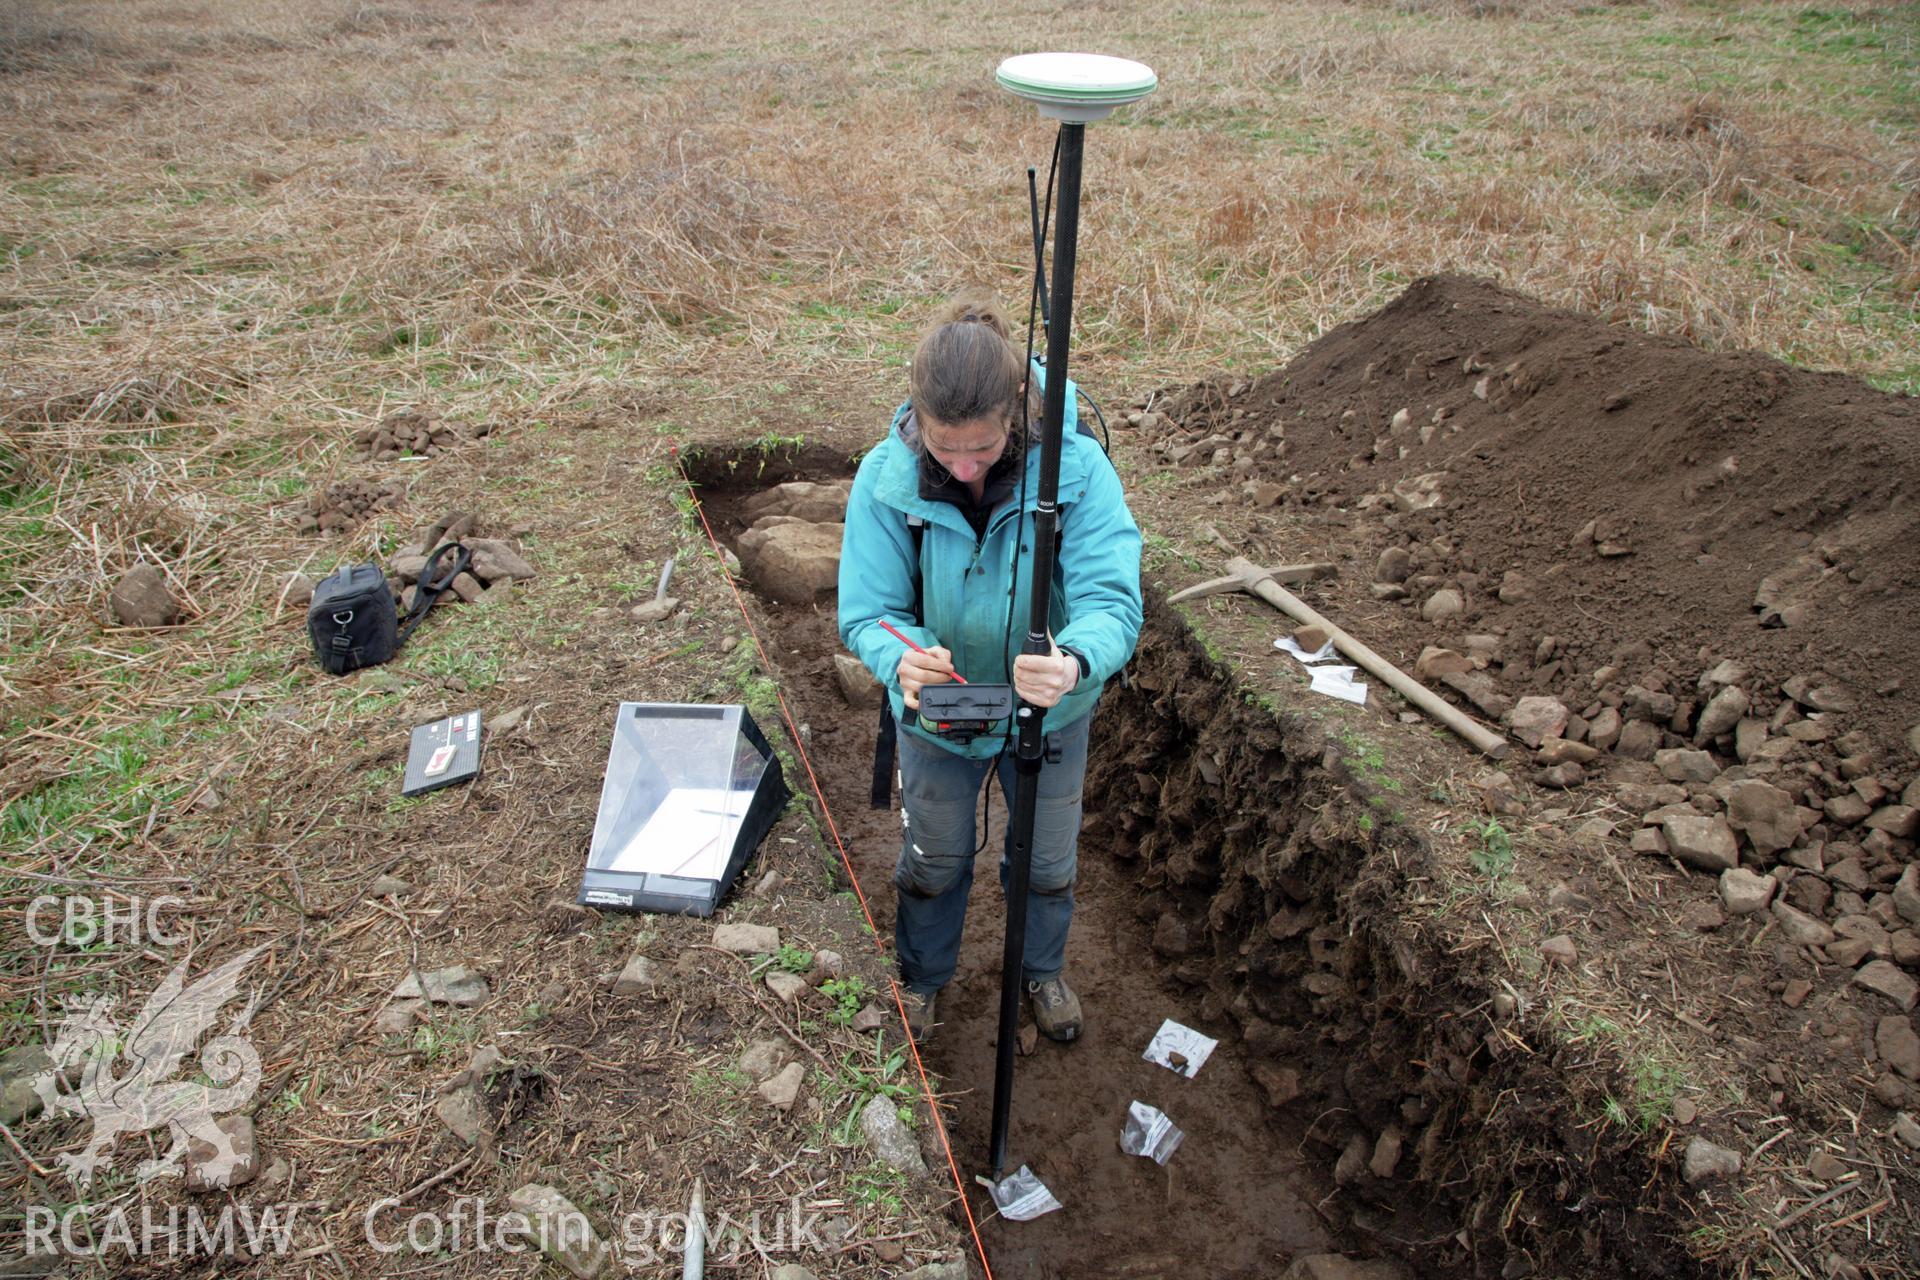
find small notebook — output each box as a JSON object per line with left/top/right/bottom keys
{"left": 402, "top": 711, "right": 483, "bottom": 796}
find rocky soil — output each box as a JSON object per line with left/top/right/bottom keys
{"left": 299, "top": 477, "right": 406, "bottom": 533}
{"left": 1121, "top": 274, "right": 1919, "bottom": 1275}
{"left": 733, "top": 480, "right": 855, "bottom": 606}
{"left": 352, "top": 410, "right": 495, "bottom": 461}
{"left": 383, "top": 509, "right": 538, "bottom": 610}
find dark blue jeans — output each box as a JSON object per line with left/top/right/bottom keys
{"left": 891, "top": 709, "right": 1092, "bottom": 995}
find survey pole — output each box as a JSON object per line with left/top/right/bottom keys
{"left": 989, "top": 52, "right": 1156, "bottom": 1181}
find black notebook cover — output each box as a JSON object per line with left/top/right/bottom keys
{"left": 402, "top": 711, "right": 482, "bottom": 796}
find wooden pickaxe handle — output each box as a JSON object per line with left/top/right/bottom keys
{"left": 1217, "top": 557, "right": 1510, "bottom": 760}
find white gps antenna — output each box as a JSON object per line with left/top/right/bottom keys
{"left": 995, "top": 52, "right": 1158, "bottom": 122}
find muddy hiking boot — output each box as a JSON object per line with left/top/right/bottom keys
{"left": 1026, "top": 976, "right": 1082, "bottom": 1042}
{"left": 904, "top": 988, "right": 941, "bottom": 1042}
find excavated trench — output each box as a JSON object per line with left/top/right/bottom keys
{"left": 687, "top": 447, "right": 1703, "bottom": 1280}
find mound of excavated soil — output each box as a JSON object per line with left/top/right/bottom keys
{"left": 1134, "top": 278, "right": 1920, "bottom": 1268}
{"left": 1156, "top": 274, "right": 1920, "bottom": 758}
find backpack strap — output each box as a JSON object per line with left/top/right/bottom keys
{"left": 869, "top": 514, "right": 927, "bottom": 808}
{"left": 905, "top": 514, "right": 926, "bottom": 620}
{"left": 396, "top": 542, "right": 472, "bottom": 647}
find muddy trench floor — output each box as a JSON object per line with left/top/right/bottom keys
{"left": 688, "top": 455, "right": 1658, "bottom": 1280}
{"left": 742, "top": 599, "right": 1345, "bottom": 1279}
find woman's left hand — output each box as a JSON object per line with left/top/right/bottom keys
{"left": 1012, "top": 641, "right": 1078, "bottom": 708}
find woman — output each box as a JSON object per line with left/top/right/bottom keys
{"left": 838, "top": 291, "right": 1143, "bottom": 1044}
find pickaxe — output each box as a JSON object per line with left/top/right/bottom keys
{"left": 1171, "top": 557, "right": 1510, "bottom": 760}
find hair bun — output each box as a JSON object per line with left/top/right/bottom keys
{"left": 925, "top": 290, "right": 1011, "bottom": 342}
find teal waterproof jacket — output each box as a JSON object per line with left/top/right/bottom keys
{"left": 838, "top": 368, "right": 1144, "bottom": 760}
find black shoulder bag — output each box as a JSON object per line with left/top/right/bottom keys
{"left": 308, "top": 542, "right": 472, "bottom": 675}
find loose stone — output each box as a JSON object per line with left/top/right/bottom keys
{"left": 1682, "top": 1137, "right": 1741, "bottom": 1185}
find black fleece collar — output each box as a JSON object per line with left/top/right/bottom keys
{"left": 917, "top": 441, "right": 1020, "bottom": 539}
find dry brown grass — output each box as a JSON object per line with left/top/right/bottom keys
{"left": 0, "top": 0, "right": 1908, "bottom": 828}
{"left": 0, "top": 0, "right": 1910, "bottom": 873}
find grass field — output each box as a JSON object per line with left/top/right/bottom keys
{"left": 1, "top": 0, "right": 1915, "bottom": 1270}
{"left": 3, "top": 0, "right": 1911, "bottom": 862}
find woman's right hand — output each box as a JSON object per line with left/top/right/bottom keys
{"left": 897, "top": 645, "right": 956, "bottom": 711}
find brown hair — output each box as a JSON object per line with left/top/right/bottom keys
{"left": 907, "top": 290, "right": 1041, "bottom": 448}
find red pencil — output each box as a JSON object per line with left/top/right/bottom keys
{"left": 875, "top": 618, "right": 968, "bottom": 684}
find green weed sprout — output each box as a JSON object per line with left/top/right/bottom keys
{"left": 755, "top": 944, "right": 814, "bottom": 977}
{"left": 821, "top": 975, "right": 871, "bottom": 1027}
{"left": 1471, "top": 818, "right": 1515, "bottom": 879}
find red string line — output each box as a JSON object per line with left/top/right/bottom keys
{"left": 672, "top": 452, "right": 996, "bottom": 1280}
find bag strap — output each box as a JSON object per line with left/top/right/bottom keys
{"left": 321, "top": 621, "right": 359, "bottom": 675}
{"left": 868, "top": 515, "right": 927, "bottom": 808}
{"left": 396, "top": 542, "right": 472, "bottom": 648}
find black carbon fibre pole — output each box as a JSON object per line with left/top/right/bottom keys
{"left": 990, "top": 120, "right": 1084, "bottom": 1181}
